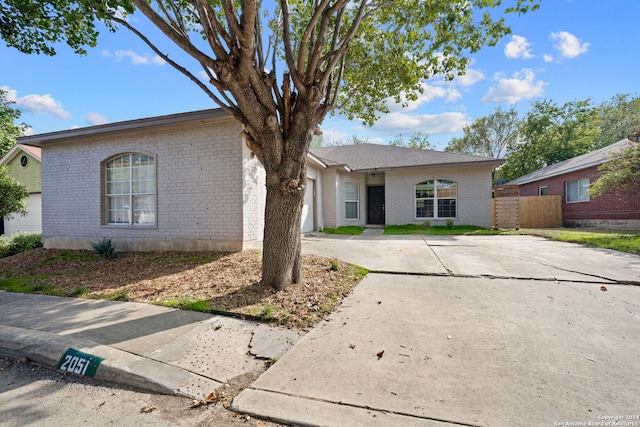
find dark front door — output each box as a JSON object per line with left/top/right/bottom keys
{"left": 367, "top": 186, "right": 385, "bottom": 225}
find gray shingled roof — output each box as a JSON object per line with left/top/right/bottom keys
{"left": 310, "top": 143, "right": 502, "bottom": 171}
{"left": 508, "top": 138, "right": 634, "bottom": 185}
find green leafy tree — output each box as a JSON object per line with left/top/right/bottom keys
{"left": 389, "top": 132, "right": 433, "bottom": 150}
{"left": 590, "top": 142, "right": 640, "bottom": 197}
{"left": 499, "top": 99, "right": 601, "bottom": 182}
{"left": 596, "top": 94, "right": 640, "bottom": 146}
{"left": 0, "top": 89, "right": 29, "bottom": 158}
{"left": 2, "top": 0, "right": 541, "bottom": 289}
{"left": 0, "top": 165, "right": 29, "bottom": 219}
{"left": 446, "top": 106, "right": 519, "bottom": 158}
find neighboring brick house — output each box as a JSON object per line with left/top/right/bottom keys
{"left": 508, "top": 139, "right": 639, "bottom": 230}
{"left": 0, "top": 144, "right": 42, "bottom": 235}
{"left": 18, "top": 108, "right": 502, "bottom": 252}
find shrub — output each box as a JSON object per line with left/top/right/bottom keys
{"left": 91, "top": 237, "right": 117, "bottom": 259}
{"left": 7, "top": 233, "right": 43, "bottom": 255}
{"left": 445, "top": 219, "right": 455, "bottom": 229}
{"left": 422, "top": 220, "right": 431, "bottom": 230}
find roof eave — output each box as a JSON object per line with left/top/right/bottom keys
{"left": 351, "top": 159, "right": 504, "bottom": 173}
{"left": 509, "top": 159, "right": 607, "bottom": 185}
{"left": 18, "top": 108, "right": 231, "bottom": 147}
{"left": 0, "top": 143, "right": 41, "bottom": 164}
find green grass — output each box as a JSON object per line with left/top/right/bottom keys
{"left": 0, "top": 276, "right": 61, "bottom": 295}
{"left": 384, "top": 224, "right": 503, "bottom": 235}
{"left": 159, "top": 297, "right": 210, "bottom": 311}
{"left": 321, "top": 226, "right": 366, "bottom": 235}
{"left": 519, "top": 228, "right": 640, "bottom": 255}
{"left": 180, "top": 255, "right": 218, "bottom": 263}
{"left": 102, "top": 291, "right": 128, "bottom": 301}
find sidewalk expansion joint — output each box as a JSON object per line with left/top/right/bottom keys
{"left": 118, "top": 348, "right": 229, "bottom": 385}
{"left": 244, "top": 387, "right": 482, "bottom": 427}
{"left": 366, "top": 270, "right": 639, "bottom": 286}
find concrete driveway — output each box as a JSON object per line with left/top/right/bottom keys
{"left": 233, "top": 231, "right": 640, "bottom": 426}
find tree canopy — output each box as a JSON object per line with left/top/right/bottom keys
{"left": 389, "top": 132, "right": 433, "bottom": 150}
{"left": 495, "top": 97, "right": 634, "bottom": 182}
{"left": 590, "top": 127, "right": 640, "bottom": 197}
{"left": 0, "top": 165, "right": 29, "bottom": 219}
{"left": 0, "top": 89, "right": 29, "bottom": 158}
{"left": 2, "top": 0, "right": 541, "bottom": 289}
{"left": 445, "top": 106, "right": 518, "bottom": 158}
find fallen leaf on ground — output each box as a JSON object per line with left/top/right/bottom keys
{"left": 376, "top": 350, "right": 384, "bottom": 359}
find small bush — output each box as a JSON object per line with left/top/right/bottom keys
{"left": 422, "top": 220, "right": 431, "bottom": 230}
{"left": 7, "top": 233, "right": 43, "bottom": 256}
{"left": 330, "top": 260, "right": 340, "bottom": 271}
{"left": 445, "top": 219, "right": 455, "bottom": 230}
{"left": 91, "top": 237, "right": 117, "bottom": 258}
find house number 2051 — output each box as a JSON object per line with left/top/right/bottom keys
{"left": 57, "top": 348, "right": 104, "bottom": 378}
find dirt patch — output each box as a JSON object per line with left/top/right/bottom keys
{"left": 0, "top": 248, "right": 366, "bottom": 328}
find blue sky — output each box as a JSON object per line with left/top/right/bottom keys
{"left": 1, "top": 0, "right": 639, "bottom": 150}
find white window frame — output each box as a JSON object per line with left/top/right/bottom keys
{"left": 415, "top": 179, "right": 457, "bottom": 219}
{"left": 105, "top": 153, "right": 156, "bottom": 226}
{"left": 538, "top": 186, "right": 548, "bottom": 196}
{"left": 566, "top": 178, "right": 590, "bottom": 203}
{"left": 344, "top": 183, "right": 359, "bottom": 220}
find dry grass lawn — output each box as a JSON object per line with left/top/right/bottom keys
{"left": 0, "top": 248, "right": 367, "bottom": 329}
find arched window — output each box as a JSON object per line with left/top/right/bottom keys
{"left": 415, "top": 179, "right": 457, "bottom": 219}
{"left": 105, "top": 153, "right": 156, "bottom": 225}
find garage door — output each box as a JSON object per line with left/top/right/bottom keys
{"left": 301, "top": 179, "right": 314, "bottom": 233}
{"left": 3, "top": 193, "right": 42, "bottom": 235}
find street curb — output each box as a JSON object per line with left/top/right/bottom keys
{"left": 0, "top": 325, "right": 222, "bottom": 399}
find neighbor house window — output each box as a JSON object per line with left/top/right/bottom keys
{"left": 106, "top": 153, "right": 156, "bottom": 225}
{"left": 538, "top": 186, "right": 548, "bottom": 196}
{"left": 566, "top": 178, "right": 590, "bottom": 203}
{"left": 416, "top": 179, "right": 457, "bottom": 219}
{"left": 345, "top": 183, "right": 359, "bottom": 219}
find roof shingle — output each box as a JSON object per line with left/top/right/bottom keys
{"left": 310, "top": 143, "right": 502, "bottom": 171}
{"left": 508, "top": 139, "right": 633, "bottom": 185}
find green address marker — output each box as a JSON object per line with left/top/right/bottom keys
{"left": 57, "top": 348, "right": 104, "bottom": 378}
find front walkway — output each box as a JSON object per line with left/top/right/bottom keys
{"left": 233, "top": 233, "right": 640, "bottom": 426}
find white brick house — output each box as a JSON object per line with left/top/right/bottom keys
{"left": 19, "top": 108, "right": 501, "bottom": 252}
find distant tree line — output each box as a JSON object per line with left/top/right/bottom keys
{"left": 444, "top": 93, "right": 640, "bottom": 183}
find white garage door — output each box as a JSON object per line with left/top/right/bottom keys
{"left": 4, "top": 193, "right": 42, "bottom": 235}
{"left": 301, "top": 179, "right": 314, "bottom": 233}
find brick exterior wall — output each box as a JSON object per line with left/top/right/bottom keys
{"left": 385, "top": 164, "right": 495, "bottom": 228}
{"left": 320, "top": 169, "right": 338, "bottom": 229}
{"left": 41, "top": 117, "right": 259, "bottom": 251}
{"left": 518, "top": 165, "right": 640, "bottom": 228}
{"left": 319, "top": 164, "right": 495, "bottom": 228}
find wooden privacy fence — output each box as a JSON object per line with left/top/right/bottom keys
{"left": 492, "top": 195, "right": 563, "bottom": 229}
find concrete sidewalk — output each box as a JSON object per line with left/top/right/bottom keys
{"left": 1, "top": 232, "right": 639, "bottom": 426}
{"left": 233, "top": 232, "right": 640, "bottom": 426}
{"left": 0, "top": 292, "right": 303, "bottom": 399}
{"left": 302, "top": 231, "right": 640, "bottom": 284}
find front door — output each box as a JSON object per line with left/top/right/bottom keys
{"left": 367, "top": 186, "right": 385, "bottom": 225}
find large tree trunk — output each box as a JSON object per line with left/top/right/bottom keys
{"left": 258, "top": 125, "right": 311, "bottom": 290}
{"left": 262, "top": 179, "right": 305, "bottom": 290}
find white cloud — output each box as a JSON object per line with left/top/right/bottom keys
{"left": 102, "top": 49, "right": 165, "bottom": 66}
{"left": 482, "top": 69, "right": 546, "bottom": 105}
{"left": 504, "top": 35, "right": 533, "bottom": 59}
{"left": 372, "top": 111, "right": 470, "bottom": 136}
{"left": 386, "top": 82, "right": 461, "bottom": 113}
{"left": 1, "top": 85, "right": 70, "bottom": 119}
{"left": 86, "top": 112, "right": 109, "bottom": 125}
{"left": 543, "top": 54, "right": 554, "bottom": 63}
{"left": 550, "top": 31, "right": 589, "bottom": 58}
{"left": 450, "top": 68, "right": 485, "bottom": 87}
